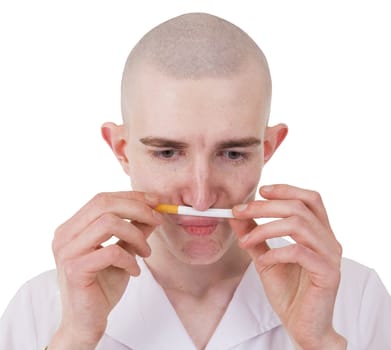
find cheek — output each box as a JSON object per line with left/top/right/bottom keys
{"left": 128, "top": 157, "right": 182, "bottom": 194}
{"left": 233, "top": 168, "right": 262, "bottom": 202}
{"left": 127, "top": 155, "right": 156, "bottom": 191}
{"left": 229, "top": 156, "right": 263, "bottom": 202}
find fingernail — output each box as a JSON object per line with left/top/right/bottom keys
{"left": 235, "top": 203, "right": 248, "bottom": 212}
{"left": 261, "top": 185, "right": 274, "bottom": 193}
{"left": 145, "top": 193, "right": 158, "bottom": 203}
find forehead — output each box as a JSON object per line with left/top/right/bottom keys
{"left": 124, "top": 64, "right": 269, "bottom": 142}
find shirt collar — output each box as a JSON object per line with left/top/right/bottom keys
{"left": 206, "top": 263, "right": 282, "bottom": 349}
{"left": 106, "top": 258, "right": 281, "bottom": 349}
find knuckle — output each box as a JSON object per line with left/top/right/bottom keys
{"left": 53, "top": 245, "right": 65, "bottom": 262}
{"left": 290, "top": 244, "right": 302, "bottom": 257}
{"left": 139, "top": 201, "right": 154, "bottom": 217}
{"left": 91, "top": 192, "right": 112, "bottom": 210}
{"left": 290, "top": 215, "right": 306, "bottom": 229}
{"left": 53, "top": 223, "right": 63, "bottom": 239}
{"left": 97, "top": 212, "right": 118, "bottom": 229}
{"left": 63, "top": 260, "right": 78, "bottom": 280}
{"left": 292, "top": 200, "right": 307, "bottom": 214}
{"left": 335, "top": 239, "right": 343, "bottom": 256}
{"left": 308, "top": 190, "right": 322, "bottom": 204}
{"left": 106, "top": 244, "right": 123, "bottom": 260}
{"left": 53, "top": 244, "right": 72, "bottom": 266}
{"left": 93, "top": 192, "right": 108, "bottom": 201}
{"left": 52, "top": 226, "right": 64, "bottom": 253}
{"left": 51, "top": 237, "right": 59, "bottom": 254}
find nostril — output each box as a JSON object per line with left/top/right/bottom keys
{"left": 181, "top": 197, "right": 216, "bottom": 212}
{"left": 189, "top": 193, "right": 219, "bottom": 212}
{"left": 191, "top": 203, "right": 212, "bottom": 212}
{"left": 180, "top": 169, "right": 218, "bottom": 211}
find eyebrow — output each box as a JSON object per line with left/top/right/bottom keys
{"left": 217, "top": 137, "right": 261, "bottom": 149}
{"left": 139, "top": 137, "right": 188, "bottom": 149}
{"left": 139, "top": 136, "right": 261, "bottom": 149}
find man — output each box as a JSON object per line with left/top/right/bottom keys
{"left": 1, "top": 12, "right": 390, "bottom": 350}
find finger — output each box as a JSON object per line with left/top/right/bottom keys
{"left": 117, "top": 222, "right": 158, "bottom": 257}
{"left": 228, "top": 217, "right": 258, "bottom": 238}
{"left": 57, "top": 213, "right": 152, "bottom": 261}
{"left": 54, "top": 192, "right": 162, "bottom": 249}
{"left": 259, "top": 184, "right": 332, "bottom": 229}
{"left": 232, "top": 196, "right": 335, "bottom": 246}
{"left": 233, "top": 199, "right": 315, "bottom": 221}
{"left": 256, "top": 244, "right": 340, "bottom": 288}
{"left": 70, "top": 192, "right": 161, "bottom": 232}
{"left": 64, "top": 244, "right": 141, "bottom": 287}
{"left": 239, "top": 216, "right": 339, "bottom": 259}
{"left": 229, "top": 218, "right": 269, "bottom": 260}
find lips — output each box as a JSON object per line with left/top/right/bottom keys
{"left": 182, "top": 224, "right": 217, "bottom": 235}
{"left": 176, "top": 217, "right": 221, "bottom": 236}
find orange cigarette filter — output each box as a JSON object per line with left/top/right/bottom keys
{"left": 154, "top": 204, "right": 179, "bottom": 215}
{"left": 155, "top": 204, "right": 234, "bottom": 218}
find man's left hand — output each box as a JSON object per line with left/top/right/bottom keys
{"left": 230, "top": 184, "right": 347, "bottom": 350}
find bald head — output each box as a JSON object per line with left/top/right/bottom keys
{"left": 121, "top": 12, "right": 271, "bottom": 122}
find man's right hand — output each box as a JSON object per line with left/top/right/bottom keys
{"left": 48, "top": 191, "right": 162, "bottom": 349}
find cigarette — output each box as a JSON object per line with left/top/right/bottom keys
{"left": 155, "top": 204, "right": 234, "bottom": 218}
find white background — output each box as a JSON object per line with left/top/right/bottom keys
{"left": 0, "top": 0, "right": 390, "bottom": 315}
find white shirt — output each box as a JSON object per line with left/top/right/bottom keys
{"left": 1, "top": 255, "right": 390, "bottom": 349}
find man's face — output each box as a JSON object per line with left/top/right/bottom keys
{"left": 123, "top": 64, "right": 270, "bottom": 265}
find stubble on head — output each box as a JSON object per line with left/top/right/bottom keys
{"left": 120, "top": 12, "right": 272, "bottom": 129}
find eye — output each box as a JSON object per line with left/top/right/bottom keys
{"left": 153, "top": 149, "right": 179, "bottom": 159}
{"left": 223, "top": 150, "right": 245, "bottom": 160}
{"left": 160, "top": 150, "right": 176, "bottom": 158}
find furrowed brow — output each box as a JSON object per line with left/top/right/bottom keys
{"left": 139, "top": 137, "right": 188, "bottom": 149}
{"left": 218, "top": 137, "right": 262, "bottom": 149}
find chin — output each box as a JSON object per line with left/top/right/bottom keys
{"left": 156, "top": 221, "right": 236, "bottom": 265}
{"left": 175, "top": 236, "right": 234, "bottom": 265}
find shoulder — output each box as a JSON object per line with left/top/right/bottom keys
{"left": 334, "top": 257, "right": 389, "bottom": 311}
{"left": 12, "top": 269, "right": 60, "bottom": 313}
{"left": 0, "top": 269, "right": 61, "bottom": 349}
{"left": 24, "top": 269, "right": 59, "bottom": 298}
{"left": 334, "top": 258, "right": 391, "bottom": 347}
{"left": 5, "top": 270, "right": 60, "bottom": 321}
{"left": 23, "top": 269, "right": 61, "bottom": 325}
{"left": 338, "top": 257, "right": 387, "bottom": 296}
{"left": 340, "top": 257, "right": 372, "bottom": 284}
{"left": 4, "top": 269, "right": 59, "bottom": 311}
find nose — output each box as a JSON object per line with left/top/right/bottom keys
{"left": 181, "top": 157, "right": 218, "bottom": 211}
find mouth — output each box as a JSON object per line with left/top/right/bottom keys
{"left": 181, "top": 224, "right": 218, "bottom": 236}
{"left": 176, "top": 217, "right": 222, "bottom": 236}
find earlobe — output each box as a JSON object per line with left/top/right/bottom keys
{"left": 264, "top": 123, "right": 288, "bottom": 164}
{"left": 101, "top": 122, "right": 130, "bottom": 175}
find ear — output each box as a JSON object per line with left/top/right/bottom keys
{"left": 263, "top": 123, "right": 288, "bottom": 164}
{"left": 101, "top": 122, "right": 130, "bottom": 175}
